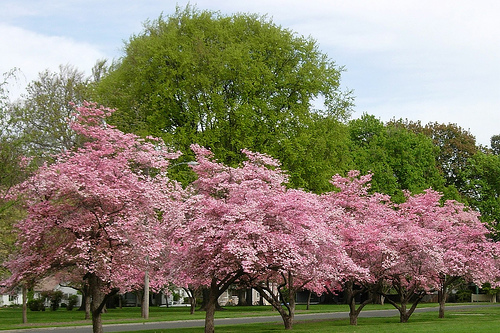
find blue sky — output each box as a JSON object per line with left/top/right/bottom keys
{"left": 2, "top": 0, "right": 499, "bottom": 146}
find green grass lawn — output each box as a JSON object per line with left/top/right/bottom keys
{"left": 1, "top": 303, "right": 499, "bottom": 332}
{"left": 0, "top": 303, "right": 393, "bottom": 328}
{"left": 116, "top": 306, "right": 500, "bottom": 333}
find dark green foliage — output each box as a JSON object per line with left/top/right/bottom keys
{"left": 462, "top": 151, "right": 500, "bottom": 238}
{"left": 275, "top": 115, "right": 351, "bottom": 192}
{"left": 491, "top": 134, "right": 500, "bottom": 155}
{"left": 395, "top": 120, "right": 477, "bottom": 196}
{"left": 27, "top": 298, "right": 45, "bottom": 311}
{"left": 67, "top": 294, "right": 78, "bottom": 311}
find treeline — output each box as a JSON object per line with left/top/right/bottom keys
{"left": 2, "top": 65, "right": 499, "bottom": 231}
{"left": 1, "top": 6, "right": 500, "bottom": 270}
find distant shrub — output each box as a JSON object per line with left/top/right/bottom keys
{"left": 67, "top": 295, "right": 78, "bottom": 311}
{"left": 27, "top": 299, "right": 45, "bottom": 311}
{"left": 41, "top": 290, "right": 64, "bottom": 311}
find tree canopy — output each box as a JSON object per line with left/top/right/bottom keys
{"left": 349, "top": 115, "right": 447, "bottom": 202}
{"left": 96, "top": 6, "right": 353, "bottom": 175}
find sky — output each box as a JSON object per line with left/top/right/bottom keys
{"left": 1, "top": 0, "right": 499, "bottom": 147}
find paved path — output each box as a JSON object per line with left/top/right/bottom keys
{"left": 4, "top": 304, "right": 500, "bottom": 333}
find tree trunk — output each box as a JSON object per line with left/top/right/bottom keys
{"left": 200, "top": 287, "right": 224, "bottom": 311}
{"left": 91, "top": 309, "right": 103, "bottom": 333}
{"left": 22, "top": 285, "right": 27, "bottom": 324}
{"left": 286, "top": 285, "right": 296, "bottom": 330}
{"left": 142, "top": 271, "right": 149, "bottom": 319}
{"left": 437, "top": 275, "right": 458, "bottom": 319}
{"left": 88, "top": 274, "right": 106, "bottom": 333}
{"left": 283, "top": 315, "right": 294, "bottom": 330}
{"left": 78, "top": 283, "right": 91, "bottom": 320}
{"left": 306, "top": 290, "right": 312, "bottom": 310}
{"left": 85, "top": 292, "right": 91, "bottom": 320}
{"left": 87, "top": 273, "right": 119, "bottom": 333}
{"left": 383, "top": 287, "right": 425, "bottom": 323}
{"left": 204, "top": 279, "right": 219, "bottom": 333}
{"left": 438, "top": 289, "right": 446, "bottom": 319}
{"left": 344, "top": 281, "right": 372, "bottom": 326}
{"left": 190, "top": 296, "right": 196, "bottom": 315}
{"left": 183, "top": 287, "right": 197, "bottom": 314}
{"left": 253, "top": 272, "right": 297, "bottom": 330}
{"left": 348, "top": 296, "right": 359, "bottom": 325}
{"left": 400, "top": 311, "right": 410, "bottom": 323}
{"left": 398, "top": 297, "right": 410, "bottom": 323}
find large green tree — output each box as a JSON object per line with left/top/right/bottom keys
{"left": 275, "top": 114, "right": 351, "bottom": 192}
{"left": 349, "top": 115, "right": 448, "bottom": 202}
{"left": 96, "top": 6, "right": 353, "bottom": 185}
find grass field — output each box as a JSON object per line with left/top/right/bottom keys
{"left": 1, "top": 303, "right": 499, "bottom": 332}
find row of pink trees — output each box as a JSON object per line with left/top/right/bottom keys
{"left": 2, "top": 104, "right": 500, "bottom": 333}
{"left": 323, "top": 172, "right": 500, "bottom": 324}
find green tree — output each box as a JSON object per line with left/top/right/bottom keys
{"left": 7, "top": 64, "right": 93, "bottom": 159}
{"left": 399, "top": 121, "right": 477, "bottom": 196}
{"left": 349, "top": 115, "right": 447, "bottom": 202}
{"left": 96, "top": 6, "right": 353, "bottom": 179}
{"left": 491, "top": 134, "right": 500, "bottom": 155}
{"left": 276, "top": 115, "right": 351, "bottom": 192}
{"left": 0, "top": 70, "right": 26, "bottom": 280}
{"left": 463, "top": 151, "right": 500, "bottom": 238}
{"left": 348, "top": 114, "right": 398, "bottom": 197}
{"left": 0, "top": 142, "right": 23, "bottom": 280}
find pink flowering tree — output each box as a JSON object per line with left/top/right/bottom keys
{"left": 2, "top": 102, "right": 184, "bottom": 333}
{"left": 173, "top": 145, "right": 289, "bottom": 333}
{"left": 397, "top": 189, "right": 500, "bottom": 318}
{"left": 374, "top": 188, "right": 500, "bottom": 323}
{"left": 175, "top": 145, "right": 362, "bottom": 331}
{"left": 323, "top": 172, "right": 500, "bottom": 324}
{"left": 247, "top": 187, "right": 361, "bottom": 330}
{"left": 379, "top": 209, "right": 443, "bottom": 323}
{"left": 322, "top": 171, "right": 398, "bottom": 325}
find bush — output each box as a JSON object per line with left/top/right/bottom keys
{"left": 67, "top": 295, "right": 78, "bottom": 311}
{"left": 27, "top": 299, "right": 45, "bottom": 311}
{"left": 41, "top": 290, "right": 64, "bottom": 311}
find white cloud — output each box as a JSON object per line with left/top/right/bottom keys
{"left": 0, "top": 23, "right": 105, "bottom": 98}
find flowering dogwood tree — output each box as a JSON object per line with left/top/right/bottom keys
{"left": 397, "top": 189, "right": 500, "bottom": 318}
{"left": 248, "top": 188, "right": 361, "bottom": 330}
{"left": 372, "top": 188, "right": 500, "bottom": 323}
{"left": 379, "top": 206, "right": 443, "bottom": 323}
{"left": 322, "top": 171, "right": 398, "bottom": 325}
{"left": 325, "top": 172, "right": 500, "bottom": 324}
{"left": 173, "top": 145, "right": 289, "bottom": 333}
{"left": 2, "top": 103, "right": 184, "bottom": 333}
